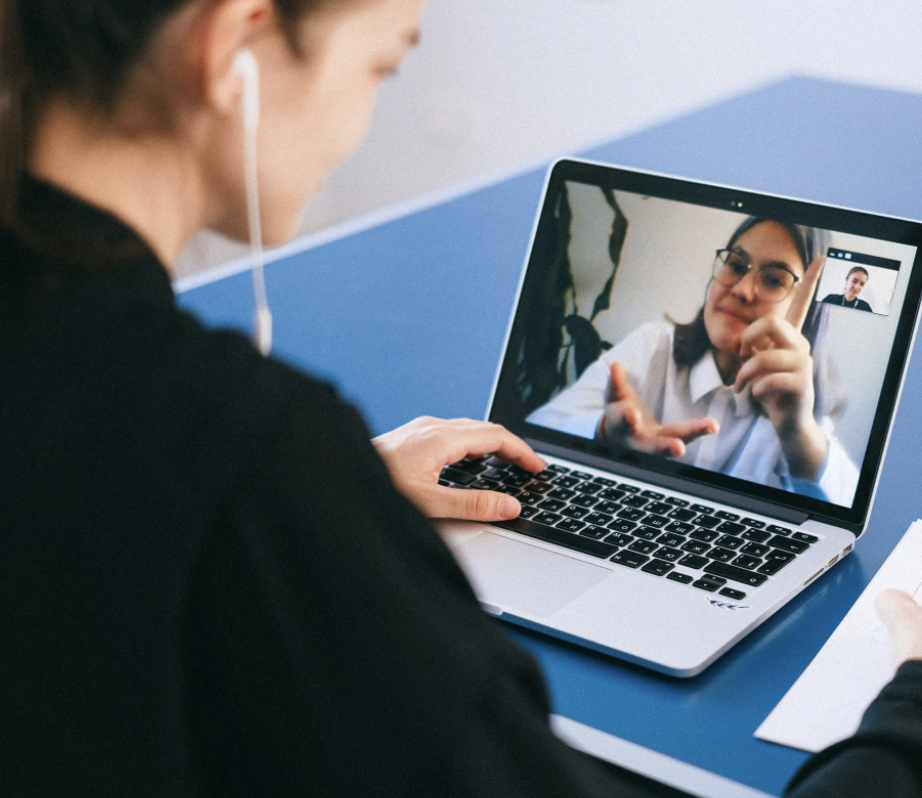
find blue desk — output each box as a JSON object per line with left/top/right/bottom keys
{"left": 178, "top": 76, "right": 922, "bottom": 797}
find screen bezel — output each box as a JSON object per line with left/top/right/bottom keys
{"left": 488, "top": 159, "right": 922, "bottom": 535}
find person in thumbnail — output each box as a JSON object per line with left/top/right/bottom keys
{"left": 527, "top": 216, "right": 859, "bottom": 505}
{"left": 822, "top": 265, "right": 873, "bottom": 311}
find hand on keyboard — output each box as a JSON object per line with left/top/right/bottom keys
{"left": 372, "top": 416, "right": 546, "bottom": 522}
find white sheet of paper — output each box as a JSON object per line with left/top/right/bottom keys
{"left": 755, "top": 519, "right": 922, "bottom": 753}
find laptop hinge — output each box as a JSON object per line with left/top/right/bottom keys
{"left": 529, "top": 439, "right": 810, "bottom": 526}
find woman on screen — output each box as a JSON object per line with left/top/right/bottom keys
{"left": 1, "top": 0, "right": 920, "bottom": 795}
{"left": 528, "top": 216, "right": 859, "bottom": 505}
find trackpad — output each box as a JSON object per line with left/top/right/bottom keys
{"left": 452, "top": 532, "right": 610, "bottom": 618}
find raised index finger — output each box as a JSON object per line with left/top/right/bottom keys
{"left": 786, "top": 253, "right": 826, "bottom": 332}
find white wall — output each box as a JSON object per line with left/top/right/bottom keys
{"left": 176, "top": 0, "right": 922, "bottom": 279}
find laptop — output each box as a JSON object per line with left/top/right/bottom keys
{"left": 438, "top": 158, "right": 922, "bottom": 677}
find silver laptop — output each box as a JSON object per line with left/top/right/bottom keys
{"left": 439, "top": 158, "right": 922, "bottom": 677}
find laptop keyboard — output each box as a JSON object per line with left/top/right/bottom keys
{"left": 440, "top": 457, "right": 820, "bottom": 602}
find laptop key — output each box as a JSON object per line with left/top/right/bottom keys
{"left": 608, "top": 518, "right": 638, "bottom": 533}
{"left": 642, "top": 559, "right": 674, "bottom": 576}
{"left": 693, "top": 514, "right": 722, "bottom": 529}
{"left": 592, "top": 476, "right": 616, "bottom": 486}
{"left": 668, "top": 508, "right": 698, "bottom": 521}
{"left": 690, "top": 503, "right": 714, "bottom": 515}
{"left": 580, "top": 525, "right": 610, "bottom": 540}
{"left": 556, "top": 518, "right": 586, "bottom": 533}
{"left": 441, "top": 467, "right": 478, "bottom": 485}
{"left": 633, "top": 526, "right": 661, "bottom": 540}
{"left": 719, "top": 588, "right": 747, "bottom": 600}
{"left": 716, "top": 521, "right": 745, "bottom": 535}
{"left": 708, "top": 547, "right": 736, "bottom": 563}
{"left": 703, "top": 562, "right": 768, "bottom": 587}
{"left": 538, "top": 498, "right": 566, "bottom": 513}
{"left": 681, "top": 540, "right": 711, "bottom": 556}
{"left": 553, "top": 476, "right": 581, "bottom": 489}
{"left": 767, "top": 524, "right": 792, "bottom": 536}
{"left": 618, "top": 484, "right": 641, "bottom": 494}
{"left": 571, "top": 471, "right": 594, "bottom": 480}
{"left": 666, "top": 497, "right": 690, "bottom": 507}
{"left": 561, "top": 506, "right": 589, "bottom": 520}
{"left": 597, "top": 488, "right": 626, "bottom": 502}
{"left": 572, "top": 494, "right": 600, "bottom": 508}
{"left": 792, "top": 532, "right": 819, "bottom": 544}
{"left": 645, "top": 502, "right": 672, "bottom": 516}
{"left": 618, "top": 508, "right": 646, "bottom": 522}
{"left": 667, "top": 572, "right": 694, "bottom": 584}
{"left": 678, "top": 554, "right": 709, "bottom": 570}
{"left": 641, "top": 514, "right": 669, "bottom": 529}
{"left": 574, "top": 481, "right": 603, "bottom": 495}
{"left": 666, "top": 520, "right": 696, "bottom": 534}
{"left": 519, "top": 492, "right": 543, "bottom": 506}
{"left": 502, "top": 473, "right": 533, "bottom": 488}
{"left": 493, "top": 517, "right": 618, "bottom": 559}
{"left": 657, "top": 532, "right": 686, "bottom": 548}
{"left": 610, "top": 550, "right": 649, "bottom": 569}
{"left": 732, "top": 554, "right": 762, "bottom": 570}
{"left": 519, "top": 506, "right": 538, "bottom": 520}
{"left": 716, "top": 511, "right": 740, "bottom": 521}
{"left": 769, "top": 536, "right": 810, "bottom": 554}
{"left": 741, "top": 518, "right": 766, "bottom": 529}
{"left": 547, "top": 464, "right": 570, "bottom": 473}
{"left": 622, "top": 494, "right": 649, "bottom": 508}
{"left": 741, "top": 542, "right": 770, "bottom": 558}
{"left": 628, "top": 540, "right": 658, "bottom": 555}
{"left": 654, "top": 546, "right": 683, "bottom": 562}
{"left": 533, "top": 511, "right": 562, "bottom": 525}
{"left": 689, "top": 528, "right": 719, "bottom": 542}
{"left": 584, "top": 511, "right": 614, "bottom": 526}
{"left": 692, "top": 578, "right": 723, "bottom": 592}
{"left": 604, "top": 531, "right": 634, "bottom": 547}
{"left": 548, "top": 487, "right": 576, "bottom": 501}
{"left": 594, "top": 500, "right": 621, "bottom": 515}
{"left": 741, "top": 528, "right": 771, "bottom": 543}
{"left": 714, "top": 534, "right": 744, "bottom": 550}
{"left": 758, "top": 558, "right": 792, "bottom": 575}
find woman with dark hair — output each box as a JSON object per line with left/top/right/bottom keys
{"left": 528, "top": 216, "right": 859, "bottom": 505}
{"left": 2, "top": 1, "right": 922, "bottom": 796}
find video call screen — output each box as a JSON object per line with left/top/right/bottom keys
{"left": 491, "top": 162, "right": 922, "bottom": 525}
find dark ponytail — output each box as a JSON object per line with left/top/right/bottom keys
{"left": 0, "top": 0, "right": 25, "bottom": 228}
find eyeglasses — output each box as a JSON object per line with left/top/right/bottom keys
{"left": 712, "top": 248, "right": 801, "bottom": 303}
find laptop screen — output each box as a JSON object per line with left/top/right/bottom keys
{"left": 489, "top": 160, "right": 922, "bottom": 531}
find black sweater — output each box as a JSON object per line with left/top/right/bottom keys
{"left": 1, "top": 177, "right": 921, "bottom": 796}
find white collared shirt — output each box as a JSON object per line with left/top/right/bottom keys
{"left": 526, "top": 321, "right": 859, "bottom": 506}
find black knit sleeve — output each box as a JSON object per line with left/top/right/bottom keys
{"left": 785, "top": 661, "right": 922, "bottom": 797}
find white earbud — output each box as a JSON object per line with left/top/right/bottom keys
{"left": 233, "top": 48, "right": 272, "bottom": 356}
{"left": 233, "top": 48, "right": 260, "bottom": 133}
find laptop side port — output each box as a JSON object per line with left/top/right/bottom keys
{"left": 827, "top": 555, "right": 839, "bottom": 568}
{"left": 804, "top": 569, "right": 824, "bottom": 587}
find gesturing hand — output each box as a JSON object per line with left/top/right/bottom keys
{"left": 733, "top": 252, "right": 828, "bottom": 479}
{"left": 596, "top": 363, "right": 719, "bottom": 457}
{"left": 372, "top": 416, "right": 546, "bottom": 522}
